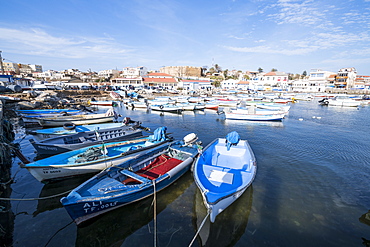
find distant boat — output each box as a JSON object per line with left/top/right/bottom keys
{"left": 23, "top": 127, "right": 171, "bottom": 182}
{"left": 36, "top": 109, "right": 119, "bottom": 127}
{"left": 150, "top": 104, "right": 183, "bottom": 113}
{"left": 16, "top": 109, "right": 81, "bottom": 115}
{"left": 318, "top": 95, "right": 363, "bottom": 107}
{"left": 30, "top": 121, "right": 143, "bottom": 156}
{"left": 88, "top": 100, "right": 118, "bottom": 107}
{"left": 60, "top": 133, "right": 202, "bottom": 225}
{"left": 222, "top": 105, "right": 285, "bottom": 121}
{"left": 193, "top": 131, "right": 257, "bottom": 223}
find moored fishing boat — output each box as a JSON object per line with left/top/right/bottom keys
{"left": 30, "top": 121, "right": 143, "bottom": 156}
{"left": 23, "top": 127, "right": 171, "bottom": 182}
{"left": 60, "top": 133, "right": 202, "bottom": 225}
{"left": 88, "top": 100, "right": 119, "bottom": 106}
{"left": 193, "top": 131, "right": 257, "bottom": 223}
{"left": 37, "top": 109, "right": 119, "bottom": 127}
{"left": 26, "top": 117, "right": 138, "bottom": 141}
{"left": 150, "top": 104, "right": 183, "bottom": 113}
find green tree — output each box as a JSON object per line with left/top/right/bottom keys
{"left": 271, "top": 68, "right": 278, "bottom": 72}
{"left": 258, "top": 67, "right": 263, "bottom": 73}
{"left": 302, "top": 70, "right": 307, "bottom": 77}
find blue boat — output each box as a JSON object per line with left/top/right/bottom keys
{"left": 26, "top": 117, "right": 139, "bottom": 140}
{"left": 61, "top": 133, "right": 202, "bottom": 225}
{"left": 23, "top": 127, "right": 171, "bottom": 182}
{"left": 16, "top": 109, "right": 82, "bottom": 114}
{"left": 193, "top": 131, "right": 257, "bottom": 223}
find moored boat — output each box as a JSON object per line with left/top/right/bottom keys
{"left": 193, "top": 131, "right": 257, "bottom": 223}
{"left": 30, "top": 121, "right": 143, "bottom": 156}
{"left": 23, "top": 127, "right": 171, "bottom": 182}
{"left": 60, "top": 133, "right": 202, "bottom": 225}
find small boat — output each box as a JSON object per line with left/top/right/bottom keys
{"left": 37, "top": 109, "right": 119, "bottom": 127}
{"left": 88, "top": 100, "right": 119, "bottom": 107}
{"left": 204, "top": 102, "right": 219, "bottom": 110}
{"left": 150, "top": 104, "right": 183, "bottom": 113}
{"left": 23, "top": 127, "right": 171, "bottom": 182}
{"left": 176, "top": 103, "right": 195, "bottom": 111}
{"left": 60, "top": 133, "right": 202, "bottom": 225}
{"left": 222, "top": 105, "right": 285, "bottom": 121}
{"left": 30, "top": 121, "right": 143, "bottom": 156}
{"left": 110, "top": 91, "right": 122, "bottom": 100}
{"left": 20, "top": 110, "right": 87, "bottom": 125}
{"left": 318, "top": 95, "right": 363, "bottom": 107}
{"left": 26, "top": 117, "right": 138, "bottom": 141}
{"left": 193, "top": 131, "right": 257, "bottom": 223}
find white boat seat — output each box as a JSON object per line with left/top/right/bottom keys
{"left": 211, "top": 144, "right": 247, "bottom": 169}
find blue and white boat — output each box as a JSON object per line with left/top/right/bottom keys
{"left": 193, "top": 131, "right": 257, "bottom": 223}
{"left": 26, "top": 117, "right": 139, "bottom": 141}
{"left": 61, "top": 133, "right": 202, "bottom": 225}
{"left": 30, "top": 120, "right": 143, "bottom": 156}
{"left": 23, "top": 127, "right": 171, "bottom": 182}
{"left": 16, "top": 109, "right": 82, "bottom": 115}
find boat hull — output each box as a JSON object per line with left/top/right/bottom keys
{"left": 61, "top": 142, "right": 200, "bottom": 225}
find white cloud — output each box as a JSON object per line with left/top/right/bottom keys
{"left": 0, "top": 27, "right": 133, "bottom": 59}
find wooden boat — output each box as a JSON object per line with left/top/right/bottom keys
{"left": 176, "top": 103, "right": 195, "bottom": 111}
{"left": 26, "top": 118, "right": 139, "bottom": 141}
{"left": 224, "top": 112, "right": 285, "bottom": 121}
{"left": 193, "top": 131, "right": 257, "bottom": 223}
{"left": 29, "top": 121, "right": 143, "bottom": 156}
{"left": 60, "top": 133, "right": 202, "bottom": 225}
{"left": 21, "top": 111, "right": 87, "bottom": 125}
{"left": 37, "top": 109, "right": 118, "bottom": 127}
{"left": 23, "top": 127, "right": 171, "bottom": 182}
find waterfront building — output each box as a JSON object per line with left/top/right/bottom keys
{"left": 160, "top": 66, "right": 202, "bottom": 78}
{"left": 179, "top": 79, "right": 213, "bottom": 91}
{"left": 220, "top": 79, "right": 240, "bottom": 90}
{"left": 236, "top": 81, "right": 250, "bottom": 91}
{"left": 355, "top": 75, "right": 370, "bottom": 90}
{"left": 307, "top": 69, "right": 336, "bottom": 92}
{"left": 110, "top": 77, "right": 143, "bottom": 89}
{"left": 142, "top": 72, "right": 178, "bottom": 89}
{"left": 121, "top": 66, "right": 147, "bottom": 78}
{"left": 2, "top": 62, "right": 20, "bottom": 74}
{"left": 334, "top": 67, "right": 357, "bottom": 89}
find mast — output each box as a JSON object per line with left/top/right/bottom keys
{"left": 0, "top": 51, "right": 4, "bottom": 74}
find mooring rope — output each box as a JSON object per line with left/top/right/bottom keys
{"left": 188, "top": 210, "right": 210, "bottom": 247}
{"left": 153, "top": 180, "right": 157, "bottom": 247}
{"left": 0, "top": 189, "right": 73, "bottom": 201}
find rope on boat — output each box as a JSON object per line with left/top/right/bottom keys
{"left": 188, "top": 210, "right": 210, "bottom": 247}
{"left": 0, "top": 189, "right": 73, "bottom": 201}
{"left": 153, "top": 180, "right": 157, "bottom": 247}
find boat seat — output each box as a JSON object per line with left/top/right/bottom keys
{"left": 120, "top": 169, "right": 150, "bottom": 184}
{"left": 212, "top": 144, "right": 247, "bottom": 170}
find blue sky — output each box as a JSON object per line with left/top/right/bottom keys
{"left": 1, "top": 0, "right": 370, "bottom": 75}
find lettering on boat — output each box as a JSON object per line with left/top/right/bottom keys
{"left": 42, "top": 167, "right": 62, "bottom": 174}
{"left": 82, "top": 201, "right": 118, "bottom": 213}
{"left": 38, "top": 145, "right": 58, "bottom": 151}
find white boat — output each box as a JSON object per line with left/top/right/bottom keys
{"left": 193, "top": 131, "right": 257, "bottom": 223}
{"left": 222, "top": 105, "right": 285, "bottom": 121}
{"left": 319, "top": 95, "right": 363, "bottom": 107}
{"left": 37, "top": 109, "right": 119, "bottom": 127}
{"left": 150, "top": 104, "right": 183, "bottom": 113}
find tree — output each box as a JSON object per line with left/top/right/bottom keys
{"left": 302, "top": 70, "right": 307, "bottom": 77}
{"left": 271, "top": 68, "right": 278, "bottom": 72}
{"left": 258, "top": 67, "right": 263, "bottom": 73}
{"left": 214, "top": 64, "right": 222, "bottom": 73}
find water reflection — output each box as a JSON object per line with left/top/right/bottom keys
{"left": 192, "top": 186, "right": 253, "bottom": 247}
{"left": 75, "top": 171, "right": 193, "bottom": 246}
{"left": 33, "top": 175, "right": 93, "bottom": 217}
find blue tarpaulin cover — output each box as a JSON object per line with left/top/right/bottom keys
{"left": 225, "top": 131, "right": 240, "bottom": 150}
{"left": 149, "top": 126, "right": 167, "bottom": 141}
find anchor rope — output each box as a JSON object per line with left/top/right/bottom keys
{"left": 188, "top": 210, "right": 210, "bottom": 247}
{"left": 153, "top": 180, "right": 157, "bottom": 247}
{"left": 0, "top": 189, "right": 73, "bottom": 201}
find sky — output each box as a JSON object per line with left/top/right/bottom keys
{"left": 1, "top": 0, "right": 370, "bottom": 75}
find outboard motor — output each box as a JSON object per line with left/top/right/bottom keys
{"left": 183, "top": 133, "right": 198, "bottom": 146}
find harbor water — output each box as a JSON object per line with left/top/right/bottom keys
{"left": 5, "top": 99, "right": 370, "bottom": 246}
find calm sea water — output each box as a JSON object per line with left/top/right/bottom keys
{"left": 5, "top": 99, "right": 370, "bottom": 247}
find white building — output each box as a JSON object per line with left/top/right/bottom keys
{"left": 307, "top": 69, "right": 336, "bottom": 92}
{"left": 220, "top": 79, "right": 239, "bottom": 90}
{"left": 335, "top": 67, "right": 357, "bottom": 89}
{"left": 98, "top": 69, "right": 120, "bottom": 78}
{"left": 121, "top": 67, "right": 148, "bottom": 78}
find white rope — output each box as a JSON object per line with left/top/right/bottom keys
{"left": 188, "top": 210, "right": 210, "bottom": 247}
{"left": 153, "top": 180, "right": 157, "bottom": 247}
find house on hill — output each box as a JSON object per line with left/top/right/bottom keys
{"left": 142, "top": 73, "right": 178, "bottom": 89}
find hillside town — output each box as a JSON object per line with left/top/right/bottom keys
{"left": 1, "top": 55, "right": 370, "bottom": 94}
